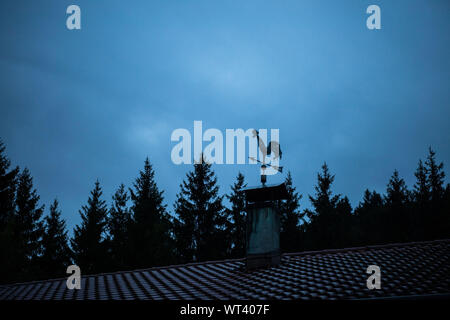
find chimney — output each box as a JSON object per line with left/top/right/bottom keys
{"left": 243, "top": 183, "right": 288, "bottom": 270}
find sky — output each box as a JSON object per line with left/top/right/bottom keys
{"left": 0, "top": 1, "right": 449, "bottom": 235}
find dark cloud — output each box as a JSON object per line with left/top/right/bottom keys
{"left": 0, "top": 0, "right": 449, "bottom": 234}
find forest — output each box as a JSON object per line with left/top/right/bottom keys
{"left": 0, "top": 139, "right": 449, "bottom": 284}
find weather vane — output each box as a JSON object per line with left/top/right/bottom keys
{"left": 249, "top": 129, "right": 283, "bottom": 186}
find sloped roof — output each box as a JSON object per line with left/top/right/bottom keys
{"left": 0, "top": 239, "right": 449, "bottom": 300}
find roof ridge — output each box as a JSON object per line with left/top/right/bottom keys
{"left": 282, "top": 238, "right": 450, "bottom": 257}
{"left": 0, "top": 257, "right": 247, "bottom": 288}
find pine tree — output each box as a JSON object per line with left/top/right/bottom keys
{"left": 108, "top": 183, "right": 131, "bottom": 270}
{"left": 425, "top": 148, "right": 445, "bottom": 203}
{"left": 173, "top": 155, "right": 227, "bottom": 263}
{"left": 385, "top": 170, "right": 410, "bottom": 208}
{"left": 0, "top": 140, "right": 19, "bottom": 284}
{"left": 71, "top": 180, "right": 109, "bottom": 274}
{"left": 280, "top": 171, "right": 302, "bottom": 252}
{"left": 11, "top": 168, "right": 45, "bottom": 282}
{"left": 385, "top": 170, "right": 410, "bottom": 242}
{"left": 41, "top": 199, "right": 72, "bottom": 279}
{"left": 423, "top": 148, "right": 449, "bottom": 239}
{"left": 354, "top": 189, "right": 384, "bottom": 245}
{"left": 357, "top": 189, "right": 384, "bottom": 212}
{"left": 334, "top": 196, "right": 353, "bottom": 247}
{"left": 128, "top": 158, "right": 173, "bottom": 268}
{"left": 308, "top": 163, "right": 340, "bottom": 216}
{"left": 0, "top": 140, "right": 19, "bottom": 229}
{"left": 304, "top": 163, "right": 346, "bottom": 250}
{"left": 413, "top": 159, "right": 429, "bottom": 205}
{"left": 412, "top": 159, "right": 430, "bottom": 241}
{"left": 225, "top": 172, "right": 247, "bottom": 258}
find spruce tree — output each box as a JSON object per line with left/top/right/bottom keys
{"left": 71, "top": 180, "right": 109, "bottom": 274}
{"left": 11, "top": 168, "right": 45, "bottom": 282}
{"left": 425, "top": 148, "right": 445, "bottom": 203}
{"left": 385, "top": 170, "right": 410, "bottom": 208}
{"left": 414, "top": 159, "right": 430, "bottom": 205}
{"left": 41, "top": 199, "right": 72, "bottom": 279}
{"left": 173, "top": 155, "right": 227, "bottom": 263}
{"left": 354, "top": 189, "right": 384, "bottom": 245}
{"left": 308, "top": 163, "right": 340, "bottom": 216}
{"left": 0, "top": 140, "right": 19, "bottom": 229}
{"left": 225, "top": 172, "right": 247, "bottom": 258}
{"left": 0, "top": 141, "right": 19, "bottom": 284}
{"left": 304, "top": 163, "right": 345, "bottom": 250}
{"left": 412, "top": 159, "right": 430, "bottom": 240}
{"left": 423, "top": 148, "right": 449, "bottom": 239}
{"left": 334, "top": 196, "right": 353, "bottom": 247}
{"left": 108, "top": 183, "right": 131, "bottom": 270}
{"left": 128, "top": 158, "right": 173, "bottom": 268}
{"left": 280, "top": 171, "right": 302, "bottom": 252}
{"left": 385, "top": 170, "right": 410, "bottom": 242}
{"left": 357, "top": 189, "right": 384, "bottom": 211}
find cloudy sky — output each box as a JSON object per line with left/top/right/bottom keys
{"left": 0, "top": 0, "right": 449, "bottom": 234}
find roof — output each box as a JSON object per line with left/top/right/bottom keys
{"left": 0, "top": 239, "right": 449, "bottom": 300}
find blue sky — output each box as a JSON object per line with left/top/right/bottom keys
{"left": 0, "top": 1, "right": 449, "bottom": 234}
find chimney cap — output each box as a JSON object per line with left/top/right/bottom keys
{"left": 243, "top": 183, "right": 288, "bottom": 203}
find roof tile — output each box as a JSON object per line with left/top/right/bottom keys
{"left": 0, "top": 239, "right": 449, "bottom": 300}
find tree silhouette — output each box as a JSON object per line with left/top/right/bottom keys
{"left": 225, "top": 172, "right": 247, "bottom": 258}
{"left": 334, "top": 196, "right": 353, "bottom": 247}
{"left": 354, "top": 189, "right": 384, "bottom": 245}
{"left": 108, "top": 183, "right": 131, "bottom": 270}
{"left": 0, "top": 141, "right": 19, "bottom": 283}
{"left": 173, "top": 155, "right": 228, "bottom": 263}
{"left": 303, "top": 163, "right": 351, "bottom": 250}
{"left": 128, "top": 158, "right": 174, "bottom": 268}
{"left": 71, "top": 180, "right": 110, "bottom": 274}
{"left": 425, "top": 148, "right": 445, "bottom": 202}
{"left": 11, "top": 168, "right": 45, "bottom": 282}
{"left": 1, "top": 135, "right": 449, "bottom": 283}
{"left": 41, "top": 199, "right": 72, "bottom": 279}
{"left": 0, "top": 140, "right": 19, "bottom": 230}
{"left": 414, "top": 160, "right": 429, "bottom": 205}
{"left": 385, "top": 170, "right": 410, "bottom": 207}
{"left": 280, "top": 171, "right": 302, "bottom": 252}
{"left": 412, "top": 160, "right": 430, "bottom": 240}
{"left": 308, "top": 163, "right": 340, "bottom": 213}
{"left": 423, "top": 148, "right": 448, "bottom": 239}
{"left": 385, "top": 170, "right": 411, "bottom": 242}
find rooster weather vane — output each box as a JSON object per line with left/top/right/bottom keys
{"left": 249, "top": 129, "right": 283, "bottom": 186}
